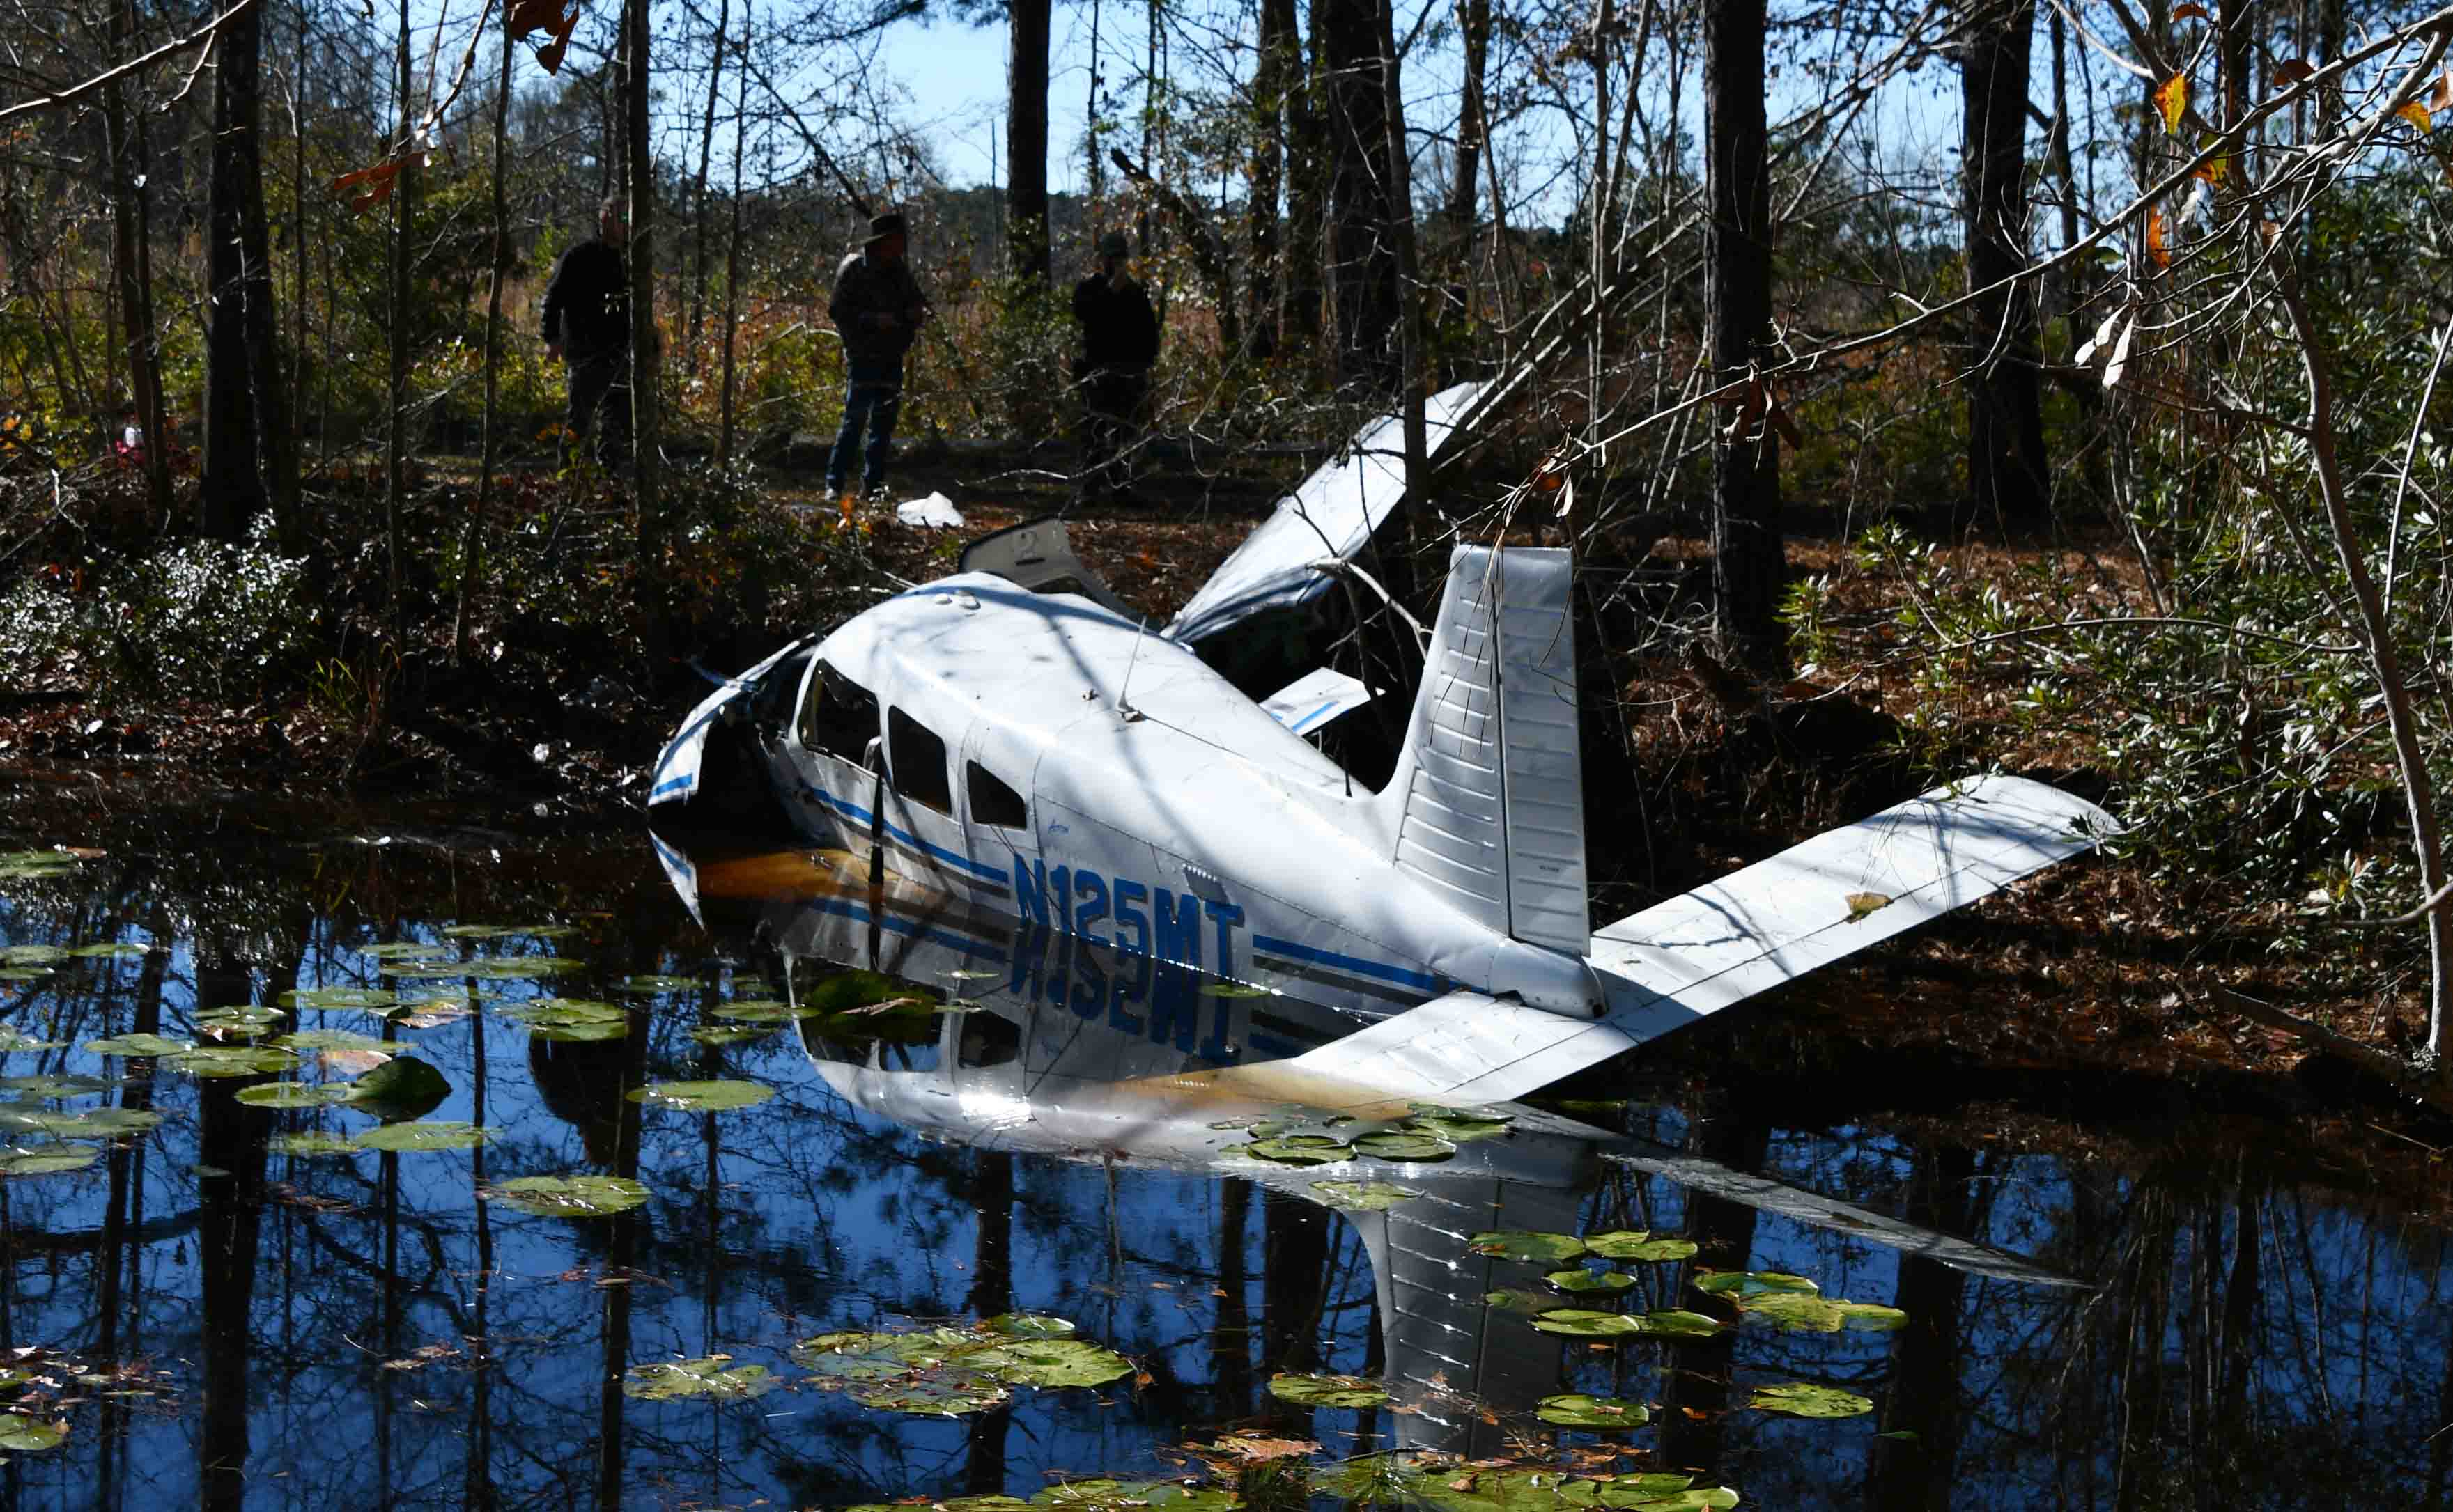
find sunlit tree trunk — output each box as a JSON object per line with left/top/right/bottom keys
{"left": 685, "top": 0, "right": 729, "bottom": 375}
{"left": 1705, "top": 0, "right": 1786, "bottom": 672}
{"left": 1446, "top": 0, "right": 1489, "bottom": 237}
{"left": 103, "top": 0, "right": 170, "bottom": 522}
{"left": 1245, "top": 0, "right": 1296, "bottom": 358}
{"left": 1318, "top": 0, "right": 1400, "bottom": 387}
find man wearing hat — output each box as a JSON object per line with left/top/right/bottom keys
{"left": 1070, "top": 230, "right": 1160, "bottom": 506}
{"left": 826, "top": 210, "right": 931, "bottom": 505}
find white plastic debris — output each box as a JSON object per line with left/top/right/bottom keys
{"left": 896, "top": 492, "right": 965, "bottom": 529}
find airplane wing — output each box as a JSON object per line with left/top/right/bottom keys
{"left": 1240, "top": 775, "right": 2113, "bottom": 1104}
{"left": 1162, "top": 380, "right": 1496, "bottom": 646}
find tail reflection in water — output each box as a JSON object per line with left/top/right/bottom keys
{"left": 667, "top": 837, "right": 2077, "bottom": 1457}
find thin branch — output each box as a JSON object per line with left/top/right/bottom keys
{"left": 0, "top": 0, "right": 260, "bottom": 125}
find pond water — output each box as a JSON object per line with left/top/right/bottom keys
{"left": 0, "top": 796, "right": 2447, "bottom": 1509}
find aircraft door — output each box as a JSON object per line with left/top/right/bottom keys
{"left": 878, "top": 703, "right": 967, "bottom": 889}
{"left": 776, "top": 655, "right": 883, "bottom": 845}
{"left": 957, "top": 724, "right": 1035, "bottom": 909}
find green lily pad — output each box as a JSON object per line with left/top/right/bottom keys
{"left": 1310, "top": 1180, "right": 1422, "bottom": 1211}
{"left": 1535, "top": 1393, "right": 1651, "bottom": 1428}
{"left": 273, "top": 1030, "right": 395, "bottom": 1056}
{"left": 531, "top": 1020, "right": 630, "bottom": 1043}
{"left": 1748, "top": 1381, "right": 1872, "bottom": 1418}
{"left": 623, "top": 1357, "right": 777, "bottom": 1401}
{"left": 279, "top": 987, "right": 398, "bottom": 1012}
{"left": 356, "top": 942, "right": 456, "bottom": 961}
{"left": 996, "top": 1338, "right": 1133, "bottom": 1387}
{"left": 791, "top": 1331, "right": 920, "bottom": 1380}
{"left": 688, "top": 1024, "right": 775, "bottom": 1045}
{"left": 22, "top": 1107, "right": 160, "bottom": 1137}
{"left": 1585, "top": 1233, "right": 1697, "bottom": 1263}
{"left": 711, "top": 999, "right": 817, "bottom": 1022}
{"left": 194, "top": 1006, "right": 286, "bottom": 1037}
{"left": 69, "top": 943, "right": 152, "bottom": 960}
{"left": 273, "top": 1132, "right": 364, "bottom": 1157}
{"left": 0, "top": 1027, "right": 63, "bottom": 1052}
{"left": 852, "top": 1375, "right": 1012, "bottom": 1415}
{"left": 1735, "top": 1293, "right": 1908, "bottom": 1334}
{"left": 1265, "top": 1373, "right": 1388, "bottom": 1408}
{"left": 481, "top": 1174, "right": 651, "bottom": 1217}
{"left": 236, "top": 1082, "right": 353, "bottom": 1108}
{"left": 341, "top": 1057, "right": 450, "bottom": 1119}
{"left": 0, "top": 946, "right": 69, "bottom": 966}
{"left": 1350, "top": 1131, "right": 1457, "bottom": 1162}
{"left": 1546, "top": 1268, "right": 1637, "bottom": 1295}
{"left": 0, "top": 1074, "right": 112, "bottom": 1097}
{"left": 0, "top": 1147, "right": 99, "bottom": 1176}
{"left": 499, "top": 998, "right": 626, "bottom": 1023}
{"left": 1692, "top": 1271, "right": 1818, "bottom": 1299}
{"left": 1243, "top": 1135, "right": 1354, "bottom": 1166}
{"left": 1470, "top": 1230, "right": 1588, "bottom": 1263}
{"left": 1483, "top": 1288, "right": 1556, "bottom": 1315}
{"left": 612, "top": 974, "right": 699, "bottom": 994}
{"left": 167, "top": 1047, "right": 302, "bottom": 1077}
{"left": 355, "top": 1120, "right": 491, "bottom": 1153}
{"left": 1037, "top": 1481, "right": 1237, "bottom": 1512}
{"left": 0, "top": 969, "right": 54, "bottom": 984}
{"left": 1600, "top": 1483, "right": 1738, "bottom": 1510}
{"left": 0, "top": 852, "right": 79, "bottom": 882}
{"left": 1531, "top": 1309, "right": 1724, "bottom": 1339}
{"left": 1402, "top": 1106, "right": 1513, "bottom": 1141}
{"left": 987, "top": 1313, "right": 1077, "bottom": 1338}
{"left": 84, "top": 1034, "right": 192, "bottom": 1057}
{"left": 0, "top": 1413, "right": 67, "bottom": 1451}
{"left": 626, "top": 1080, "right": 774, "bottom": 1112}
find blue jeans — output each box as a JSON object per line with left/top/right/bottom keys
{"left": 826, "top": 367, "right": 902, "bottom": 494}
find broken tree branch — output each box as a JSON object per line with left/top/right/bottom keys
{"left": 0, "top": 0, "right": 261, "bottom": 126}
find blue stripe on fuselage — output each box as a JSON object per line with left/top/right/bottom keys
{"left": 1252, "top": 934, "right": 1446, "bottom": 993}
{"left": 800, "top": 781, "right": 1013, "bottom": 886}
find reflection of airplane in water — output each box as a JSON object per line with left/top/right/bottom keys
{"left": 665, "top": 841, "right": 2078, "bottom": 1453}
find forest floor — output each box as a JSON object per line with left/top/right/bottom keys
{"left": 3, "top": 442, "right": 2452, "bottom": 1192}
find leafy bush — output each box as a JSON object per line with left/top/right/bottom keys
{"left": 0, "top": 536, "right": 316, "bottom": 700}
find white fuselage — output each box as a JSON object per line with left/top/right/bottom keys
{"left": 755, "top": 574, "right": 1600, "bottom": 1025}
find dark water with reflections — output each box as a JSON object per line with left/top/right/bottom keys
{"left": 0, "top": 793, "right": 2446, "bottom": 1509}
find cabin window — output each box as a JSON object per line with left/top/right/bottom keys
{"left": 888, "top": 708, "right": 954, "bottom": 815}
{"left": 749, "top": 648, "right": 812, "bottom": 733}
{"left": 798, "top": 660, "right": 881, "bottom": 763}
{"left": 957, "top": 1011, "right": 1020, "bottom": 1068}
{"left": 966, "top": 761, "right": 1028, "bottom": 830}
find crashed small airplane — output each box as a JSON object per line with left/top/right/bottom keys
{"left": 651, "top": 381, "right": 2114, "bottom": 1102}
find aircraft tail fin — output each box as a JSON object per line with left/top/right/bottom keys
{"left": 1382, "top": 546, "right": 1589, "bottom": 958}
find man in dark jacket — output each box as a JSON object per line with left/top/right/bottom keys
{"left": 1071, "top": 231, "right": 1160, "bottom": 506}
{"left": 826, "top": 210, "right": 930, "bottom": 504}
{"left": 540, "top": 195, "right": 632, "bottom": 469}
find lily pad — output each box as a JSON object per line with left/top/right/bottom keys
{"left": 0, "top": 946, "right": 68, "bottom": 966}
{"left": 273, "top": 1030, "right": 395, "bottom": 1056}
{"left": 1470, "top": 1230, "right": 1589, "bottom": 1263}
{"left": 1265, "top": 1373, "right": 1388, "bottom": 1408}
{"left": 279, "top": 987, "right": 398, "bottom": 1012}
{"left": 236, "top": 1082, "right": 353, "bottom": 1109}
{"left": 688, "top": 1024, "right": 775, "bottom": 1045}
{"left": 273, "top": 1132, "right": 364, "bottom": 1157}
{"left": 355, "top": 1120, "right": 492, "bottom": 1153}
{"left": 0, "top": 852, "right": 80, "bottom": 882}
{"left": 1692, "top": 1271, "right": 1818, "bottom": 1299}
{"left": 0, "top": 1028, "right": 63, "bottom": 1052}
{"left": 1535, "top": 1393, "right": 1651, "bottom": 1428}
{"left": 167, "top": 1047, "right": 301, "bottom": 1077}
{"left": 22, "top": 1107, "right": 160, "bottom": 1137}
{"left": 0, "top": 1074, "right": 112, "bottom": 1098}
{"left": 1350, "top": 1131, "right": 1457, "bottom": 1162}
{"left": 84, "top": 1034, "right": 192, "bottom": 1057}
{"left": 1230, "top": 1135, "right": 1351, "bottom": 1167}
{"left": 1585, "top": 1233, "right": 1697, "bottom": 1263}
{"left": 356, "top": 942, "right": 456, "bottom": 961}
{"left": 1483, "top": 1288, "right": 1557, "bottom": 1315}
{"left": 1600, "top": 1483, "right": 1738, "bottom": 1510}
{"left": 1546, "top": 1268, "right": 1637, "bottom": 1295}
{"left": 1735, "top": 1293, "right": 1908, "bottom": 1334}
{"left": 711, "top": 999, "right": 817, "bottom": 1022}
{"left": 481, "top": 1174, "right": 651, "bottom": 1217}
{"left": 341, "top": 1057, "right": 450, "bottom": 1119}
{"left": 623, "top": 1357, "right": 777, "bottom": 1401}
{"left": 1310, "top": 1180, "right": 1421, "bottom": 1212}
{"left": 996, "top": 1338, "right": 1133, "bottom": 1387}
{"left": 68, "top": 943, "right": 152, "bottom": 960}
{"left": 1747, "top": 1381, "right": 1872, "bottom": 1419}
{"left": 852, "top": 1375, "right": 1012, "bottom": 1415}
{"left": 791, "top": 1331, "right": 923, "bottom": 1380}
{"left": 987, "top": 1313, "right": 1077, "bottom": 1338}
{"left": 612, "top": 974, "right": 699, "bottom": 994}
{"left": 0, "top": 1414, "right": 67, "bottom": 1451}
{"left": 194, "top": 1006, "right": 286, "bottom": 1037}
{"left": 0, "top": 969, "right": 54, "bottom": 984}
{"left": 0, "top": 1148, "right": 98, "bottom": 1177}
{"left": 627, "top": 1080, "right": 774, "bottom": 1113}
{"left": 1531, "top": 1309, "right": 1724, "bottom": 1339}
{"left": 1037, "top": 1482, "right": 1237, "bottom": 1512}
{"left": 500, "top": 998, "right": 626, "bottom": 1023}
{"left": 530, "top": 1020, "right": 630, "bottom": 1043}
{"left": 1402, "top": 1106, "right": 1513, "bottom": 1142}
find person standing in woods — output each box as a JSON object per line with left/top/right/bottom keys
{"left": 1071, "top": 231, "right": 1159, "bottom": 507}
{"left": 540, "top": 195, "right": 633, "bottom": 469}
{"left": 826, "top": 210, "right": 930, "bottom": 506}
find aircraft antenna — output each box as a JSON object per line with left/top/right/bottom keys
{"left": 1117, "top": 616, "right": 1150, "bottom": 723}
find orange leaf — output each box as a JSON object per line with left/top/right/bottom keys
{"left": 2399, "top": 100, "right": 2433, "bottom": 133}
{"left": 2274, "top": 59, "right": 2315, "bottom": 88}
{"left": 2433, "top": 68, "right": 2453, "bottom": 115}
{"left": 2146, "top": 207, "right": 2172, "bottom": 269}
{"left": 2153, "top": 73, "right": 2188, "bottom": 134}
{"left": 2195, "top": 149, "right": 2229, "bottom": 187}
{"left": 2172, "top": 1, "right": 2206, "bottom": 17}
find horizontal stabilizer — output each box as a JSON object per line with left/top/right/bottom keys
{"left": 1259, "top": 667, "right": 1375, "bottom": 736}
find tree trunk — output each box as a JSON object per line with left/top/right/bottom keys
{"left": 385, "top": 0, "right": 415, "bottom": 633}
{"left": 1318, "top": 0, "right": 1400, "bottom": 387}
{"left": 718, "top": 2, "right": 749, "bottom": 468}
{"left": 684, "top": 0, "right": 729, "bottom": 375}
{"left": 103, "top": 0, "right": 170, "bottom": 522}
{"left": 201, "top": 0, "right": 289, "bottom": 541}
{"left": 1283, "top": 0, "right": 1326, "bottom": 344}
{"left": 1446, "top": 0, "right": 1489, "bottom": 236}
{"left": 456, "top": 0, "right": 516, "bottom": 669}
{"left": 1705, "top": 0, "right": 1786, "bottom": 672}
{"left": 627, "top": 0, "right": 662, "bottom": 556}
{"left": 1246, "top": 0, "right": 1296, "bottom": 357}
{"left": 1961, "top": 0, "right": 2048, "bottom": 531}
{"left": 1007, "top": 0, "right": 1052, "bottom": 284}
